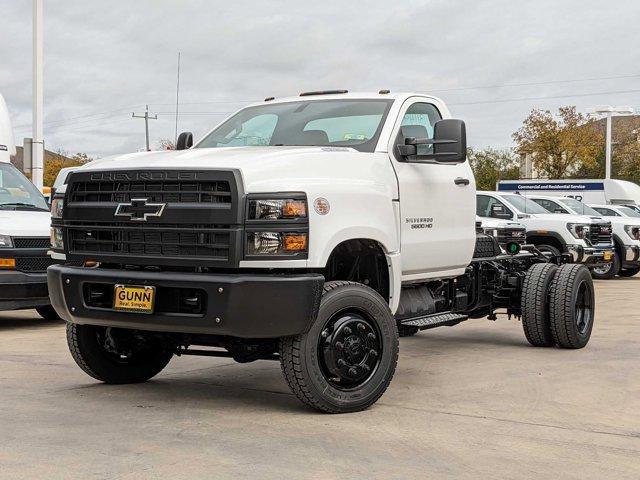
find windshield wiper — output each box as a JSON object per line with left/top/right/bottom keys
{"left": 0, "top": 202, "right": 48, "bottom": 211}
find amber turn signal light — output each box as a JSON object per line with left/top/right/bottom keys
{"left": 0, "top": 258, "right": 16, "bottom": 269}
{"left": 283, "top": 200, "right": 307, "bottom": 218}
{"left": 283, "top": 234, "right": 308, "bottom": 252}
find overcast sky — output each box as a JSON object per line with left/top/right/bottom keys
{"left": 1, "top": 0, "right": 639, "bottom": 158}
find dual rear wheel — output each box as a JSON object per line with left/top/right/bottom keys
{"left": 521, "top": 263, "right": 595, "bottom": 349}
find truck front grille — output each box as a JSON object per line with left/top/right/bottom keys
{"left": 495, "top": 228, "right": 527, "bottom": 246}
{"left": 15, "top": 256, "right": 56, "bottom": 273}
{"left": 68, "top": 179, "right": 232, "bottom": 204}
{"left": 67, "top": 223, "right": 232, "bottom": 261}
{"left": 13, "top": 237, "right": 51, "bottom": 249}
{"left": 61, "top": 170, "right": 242, "bottom": 268}
{"left": 588, "top": 223, "right": 612, "bottom": 246}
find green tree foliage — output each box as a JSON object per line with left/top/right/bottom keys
{"left": 512, "top": 107, "right": 602, "bottom": 178}
{"left": 44, "top": 151, "right": 91, "bottom": 186}
{"left": 468, "top": 147, "right": 520, "bottom": 191}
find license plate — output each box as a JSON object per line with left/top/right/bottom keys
{"left": 603, "top": 251, "right": 613, "bottom": 261}
{"left": 113, "top": 285, "right": 155, "bottom": 313}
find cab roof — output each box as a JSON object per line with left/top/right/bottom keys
{"left": 249, "top": 91, "right": 444, "bottom": 107}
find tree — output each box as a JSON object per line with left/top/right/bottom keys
{"left": 512, "top": 107, "right": 602, "bottom": 178}
{"left": 44, "top": 151, "right": 91, "bottom": 186}
{"left": 467, "top": 147, "right": 520, "bottom": 191}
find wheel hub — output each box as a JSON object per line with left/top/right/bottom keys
{"left": 320, "top": 313, "right": 381, "bottom": 388}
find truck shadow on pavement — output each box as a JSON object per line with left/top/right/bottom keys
{"left": 68, "top": 374, "right": 314, "bottom": 415}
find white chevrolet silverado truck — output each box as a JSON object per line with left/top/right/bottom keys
{"left": 48, "top": 91, "right": 595, "bottom": 413}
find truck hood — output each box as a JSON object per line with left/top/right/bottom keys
{"left": 0, "top": 210, "right": 51, "bottom": 237}
{"left": 78, "top": 146, "right": 389, "bottom": 193}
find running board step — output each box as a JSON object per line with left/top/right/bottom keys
{"left": 400, "top": 312, "right": 469, "bottom": 330}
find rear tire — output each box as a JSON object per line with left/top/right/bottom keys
{"left": 591, "top": 254, "right": 620, "bottom": 280}
{"left": 521, "top": 263, "right": 558, "bottom": 347}
{"left": 35, "top": 305, "right": 61, "bottom": 321}
{"left": 280, "top": 281, "right": 399, "bottom": 413}
{"left": 549, "top": 265, "right": 595, "bottom": 349}
{"left": 619, "top": 266, "right": 640, "bottom": 277}
{"left": 67, "top": 323, "right": 173, "bottom": 384}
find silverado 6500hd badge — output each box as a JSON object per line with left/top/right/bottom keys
{"left": 406, "top": 217, "right": 433, "bottom": 229}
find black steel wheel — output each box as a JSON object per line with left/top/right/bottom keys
{"left": 67, "top": 323, "right": 174, "bottom": 384}
{"left": 549, "top": 264, "right": 595, "bottom": 349}
{"left": 280, "top": 281, "right": 399, "bottom": 413}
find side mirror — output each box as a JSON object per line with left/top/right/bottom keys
{"left": 397, "top": 119, "right": 466, "bottom": 163}
{"left": 490, "top": 204, "right": 512, "bottom": 220}
{"left": 176, "top": 132, "right": 194, "bottom": 150}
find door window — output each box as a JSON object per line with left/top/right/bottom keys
{"left": 532, "top": 198, "right": 568, "bottom": 213}
{"left": 593, "top": 207, "right": 619, "bottom": 217}
{"left": 398, "top": 102, "right": 442, "bottom": 155}
{"left": 476, "top": 195, "right": 512, "bottom": 218}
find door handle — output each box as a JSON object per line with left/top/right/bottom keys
{"left": 454, "top": 177, "right": 470, "bottom": 186}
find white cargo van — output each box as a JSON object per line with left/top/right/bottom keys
{"left": 0, "top": 93, "right": 58, "bottom": 319}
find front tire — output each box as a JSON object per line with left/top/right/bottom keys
{"left": 549, "top": 265, "right": 595, "bottom": 349}
{"left": 280, "top": 281, "right": 399, "bottom": 413}
{"left": 591, "top": 254, "right": 620, "bottom": 280}
{"left": 67, "top": 323, "right": 174, "bottom": 384}
{"left": 619, "top": 266, "right": 640, "bottom": 277}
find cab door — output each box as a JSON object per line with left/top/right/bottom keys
{"left": 388, "top": 99, "right": 476, "bottom": 280}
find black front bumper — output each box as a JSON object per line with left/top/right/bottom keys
{"left": 48, "top": 265, "right": 324, "bottom": 338}
{"left": 0, "top": 271, "right": 50, "bottom": 310}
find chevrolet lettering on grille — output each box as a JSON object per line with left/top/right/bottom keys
{"left": 114, "top": 198, "right": 166, "bottom": 221}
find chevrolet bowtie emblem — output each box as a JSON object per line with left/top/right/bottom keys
{"left": 114, "top": 198, "right": 166, "bottom": 221}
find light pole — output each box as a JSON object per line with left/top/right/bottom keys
{"left": 587, "top": 105, "right": 634, "bottom": 179}
{"left": 32, "top": 0, "right": 44, "bottom": 189}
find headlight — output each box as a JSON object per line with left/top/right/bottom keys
{"left": 247, "top": 198, "right": 307, "bottom": 220}
{"left": 50, "top": 227, "right": 64, "bottom": 250}
{"left": 51, "top": 197, "right": 64, "bottom": 219}
{"left": 624, "top": 225, "right": 640, "bottom": 241}
{"left": 483, "top": 228, "right": 499, "bottom": 238}
{"left": 0, "top": 234, "right": 13, "bottom": 248}
{"left": 567, "top": 223, "right": 590, "bottom": 240}
{"left": 246, "top": 231, "right": 308, "bottom": 257}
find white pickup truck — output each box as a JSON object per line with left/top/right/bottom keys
{"left": 589, "top": 204, "right": 640, "bottom": 278}
{"left": 48, "top": 91, "right": 595, "bottom": 413}
{"left": 476, "top": 191, "right": 613, "bottom": 268}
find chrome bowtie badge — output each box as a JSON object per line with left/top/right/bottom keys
{"left": 114, "top": 198, "right": 166, "bottom": 221}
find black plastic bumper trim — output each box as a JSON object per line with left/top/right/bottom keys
{"left": 48, "top": 265, "right": 324, "bottom": 338}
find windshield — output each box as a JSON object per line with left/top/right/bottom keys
{"left": 558, "top": 197, "right": 601, "bottom": 216}
{"left": 0, "top": 163, "right": 49, "bottom": 211}
{"left": 618, "top": 206, "right": 640, "bottom": 218}
{"left": 195, "top": 99, "right": 393, "bottom": 152}
{"left": 502, "top": 195, "right": 550, "bottom": 214}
